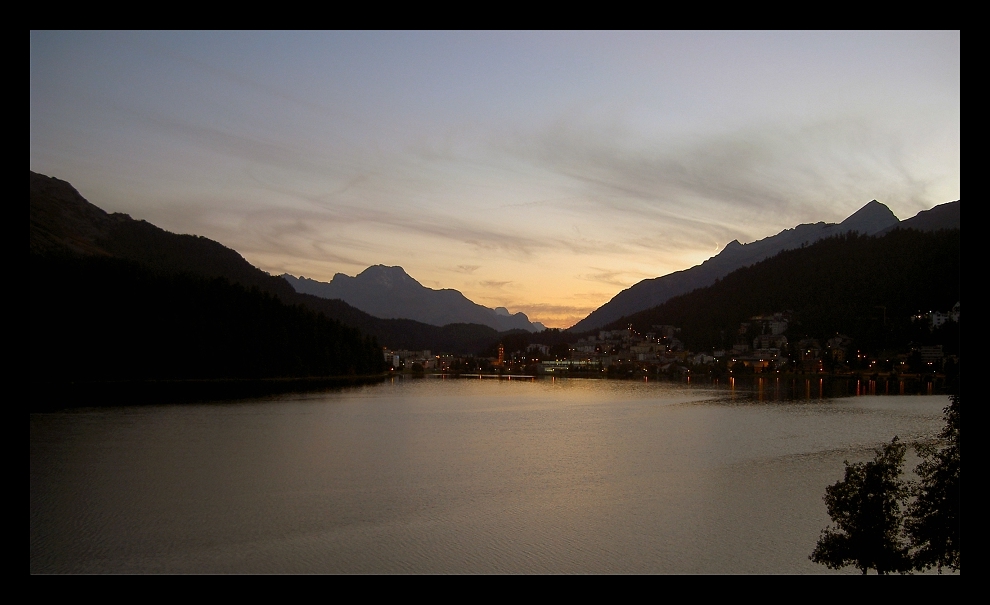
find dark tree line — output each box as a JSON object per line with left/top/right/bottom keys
{"left": 31, "top": 253, "right": 386, "bottom": 385}
{"left": 604, "top": 229, "right": 960, "bottom": 356}
{"left": 94, "top": 218, "right": 509, "bottom": 355}
{"left": 31, "top": 171, "right": 508, "bottom": 357}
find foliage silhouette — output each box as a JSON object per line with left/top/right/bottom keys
{"left": 30, "top": 171, "right": 504, "bottom": 355}
{"left": 602, "top": 229, "right": 960, "bottom": 357}
{"left": 905, "top": 394, "right": 960, "bottom": 573}
{"left": 810, "top": 437, "right": 912, "bottom": 574}
{"left": 811, "top": 394, "right": 961, "bottom": 574}
{"left": 31, "top": 253, "right": 386, "bottom": 386}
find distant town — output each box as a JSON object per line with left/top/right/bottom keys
{"left": 384, "top": 303, "right": 960, "bottom": 383}
{"left": 30, "top": 170, "right": 961, "bottom": 403}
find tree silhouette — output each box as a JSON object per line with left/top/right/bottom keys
{"left": 905, "top": 394, "right": 960, "bottom": 573}
{"left": 810, "top": 437, "right": 912, "bottom": 574}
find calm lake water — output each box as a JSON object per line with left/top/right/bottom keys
{"left": 30, "top": 377, "right": 950, "bottom": 574}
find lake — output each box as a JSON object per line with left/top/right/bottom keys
{"left": 30, "top": 377, "right": 950, "bottom": 573}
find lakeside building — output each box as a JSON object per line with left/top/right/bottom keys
{"left": 384, "top": 348, "right": 436, "bottom": 370}
{"left": 381, "top": 303, "right": 956, "bottom": 379}
{"left": 537, "top": 359, "right": 599, "bottom": 374}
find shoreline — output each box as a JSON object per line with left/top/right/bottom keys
{"left": 31, "top": 371, "right": 954, "bottom": 411}
{"left": 30, "top": 375, "right": 389, "bottom": 411}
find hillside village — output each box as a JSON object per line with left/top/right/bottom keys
{"left": 30, "top": 170, "right": 960, "bottom": 393}
{"left": 384, "top": 302, "right": 959, "bottom": 381}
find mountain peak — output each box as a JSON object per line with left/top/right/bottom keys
{"left": 838, "top": 200, "right": 899, "bottom": 235}
{"left": 568, "top": 198, "right": 911, "bottom": 332}
{"left": 354, "top": 265, "right": 418, "bottom": 288}
{"left": 285, "top": 266, "right": 542, "bottom": 332}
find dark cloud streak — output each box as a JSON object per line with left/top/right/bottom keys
{"left": 498, "top": 114, "right": 943, "bottom": 231}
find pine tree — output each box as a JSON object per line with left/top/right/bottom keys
{"left": 905, "top": 394, "right": 960, "bottom": 573}
{"left": 810, "top": 437, "right": 912, "bottom": 574}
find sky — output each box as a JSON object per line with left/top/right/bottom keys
{"left": 30, "top": 31, "right": 960, "bottom": 329}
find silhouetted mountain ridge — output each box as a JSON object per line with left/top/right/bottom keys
{"left": 570, "top": 199, "right": 958, "bottom": 332}
{"left": 29, "top": 171, "right": 505, "bottom": 355}
{"left": 600, "top": 228, "right": 960, "bottom": 356}
{"left": 31, "top": 172, "right": 298, "bottom": 296}
{"left": 284, "top": 266, "right": 544, "bottom": 332}
{"left": 880, "top": 200, "right": 960, "bottom": 235}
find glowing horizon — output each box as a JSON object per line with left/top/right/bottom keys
{"left": 30, "top": 31, "right": 959, "bottom": 328}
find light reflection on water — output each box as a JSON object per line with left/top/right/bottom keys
{"left": 30, "top": 378, "right": 949, "bottom": 573}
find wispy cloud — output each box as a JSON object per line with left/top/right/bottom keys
{"left": 30, "top": 31, "right": 957, "bottom": 330}
{"left": 495, "top": 113, "right": 950, "bottom": 233}
{"left": 479, "top": 280, "right": 512, "bottom": 289}
{"left": 577, "top": 269, "right": 641, "bottom": 288}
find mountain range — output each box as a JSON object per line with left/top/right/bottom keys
{"left": 283, "top": 268, "right": 545, "bottom": 333}
{"left": 29, "top": 171, "right": 509, "bottom": 355}
{"left": 602, "top": 227, "right": 959, "bottom": 358}
{"left": 569, "top": 199, "right": 960, "bottom": 333}
{"left": 30, "top": 169, "right": 960, "bottom": 354}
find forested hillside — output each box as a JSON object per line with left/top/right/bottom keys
{"left": 607, "top": 229, "right": 960, "bottom": 355}
{"left": 31, "top": 253, "right": 386, "bottom": 384}
{"left": 30, "top": 171, "right": 504, "bottom": 357}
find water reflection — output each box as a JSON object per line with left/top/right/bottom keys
{"left": 691, "top": 374, "right": 944, "bottom": 403}
{"left": 31, "top": 378, "right": 950, "bottom": 574}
